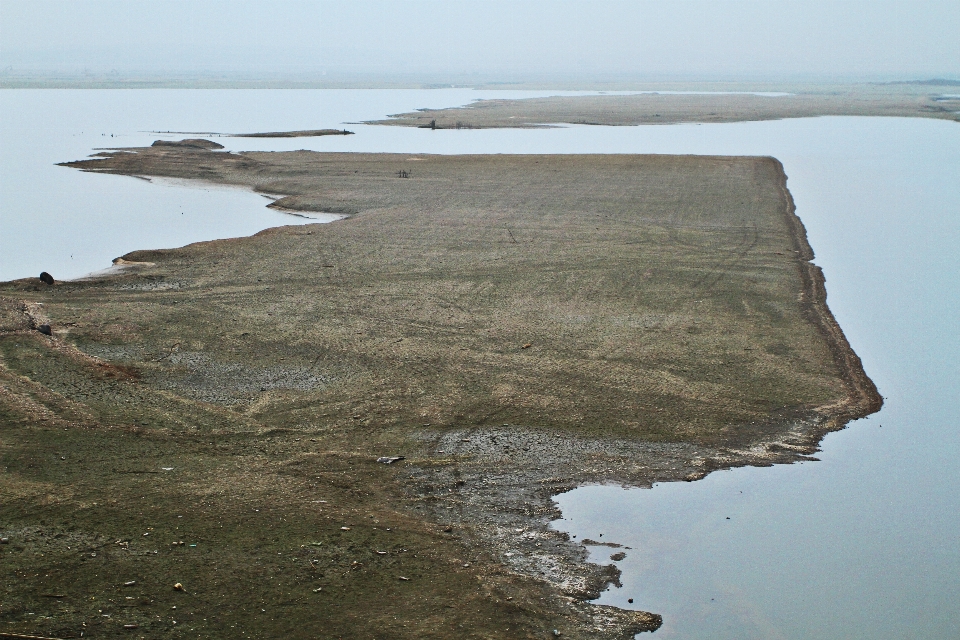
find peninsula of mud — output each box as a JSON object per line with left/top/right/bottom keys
{"left": 0, "top": 144, "right": 880, "bottom": 639}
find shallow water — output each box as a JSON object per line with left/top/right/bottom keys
{"left": 2, "top": 89, "right": 958, "bottom": 638}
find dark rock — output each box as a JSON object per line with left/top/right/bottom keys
{"left": 39, "top": 271, "right": 54, "bottom": 285}
{"left": 37, "top": 324, "right": 52, "bottom": 336}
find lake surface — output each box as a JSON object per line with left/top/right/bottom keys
{"left": 1, "top": 89, "right": 958, "bottom": 638}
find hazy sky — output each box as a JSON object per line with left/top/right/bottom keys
{"left": 1, "top": 0, "right": 957, "bottom": 80}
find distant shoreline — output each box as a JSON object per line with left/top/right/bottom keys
{"left": 2, "top": 77, "right": 957, "bottom": 91}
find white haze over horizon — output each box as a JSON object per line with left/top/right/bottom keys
{"left": 0, "top": 0, "right": 958, "bottom": 83}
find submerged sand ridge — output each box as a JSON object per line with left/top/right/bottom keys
{"left": 0, "top": 144, "right": 879, "bottom": 638}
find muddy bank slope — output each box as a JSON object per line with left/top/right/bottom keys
{"left": 1, "top": 146, "right": 878, "bottom": 639}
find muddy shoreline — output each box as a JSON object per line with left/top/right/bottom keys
{"left": 774, "top": 160, "right": 883, "bottom": 429}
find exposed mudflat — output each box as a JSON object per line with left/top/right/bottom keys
{"left": 0, "top": 147, "right": 879, "bottom": 638}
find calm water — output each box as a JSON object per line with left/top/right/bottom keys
{"left": 2, "top": 90, "right": 958, "bottom": 638}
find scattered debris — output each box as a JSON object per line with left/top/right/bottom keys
{"left": 173, "top": 582, "right": 184, "bottom": 591}
{"left": 123, "top": 624, "right": 139, "bottom": 630}
{"left": 521, "top": 343, "right": 532, "bottom": 349}
{"left": 340, "top": 526, "right": 351, "bottom": 531}
{"left": 442, "top": 526, "right": 453, "bottom": 533}
{"left": 398, "top": 576, "right": 410, "bottom": 581}
{"left": 39, "top": 271, "right": 54, "bottom": 285}
{"left": 0, "top": 537, "right": 8, "bottom": 544}
{"left": 312, "top": 587, "right": 322, "bottom": 593}
{"left": 123, "top": 580, "right": 136, "bottom": 586}
{"left": 628, "top": 598, "right": 634, "bottom": 604}
{"left": 376, "top": 456, "right": 405, "bottom": 464}
{"left": 610, "top": 552, "right": 626, "bottom": 561}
